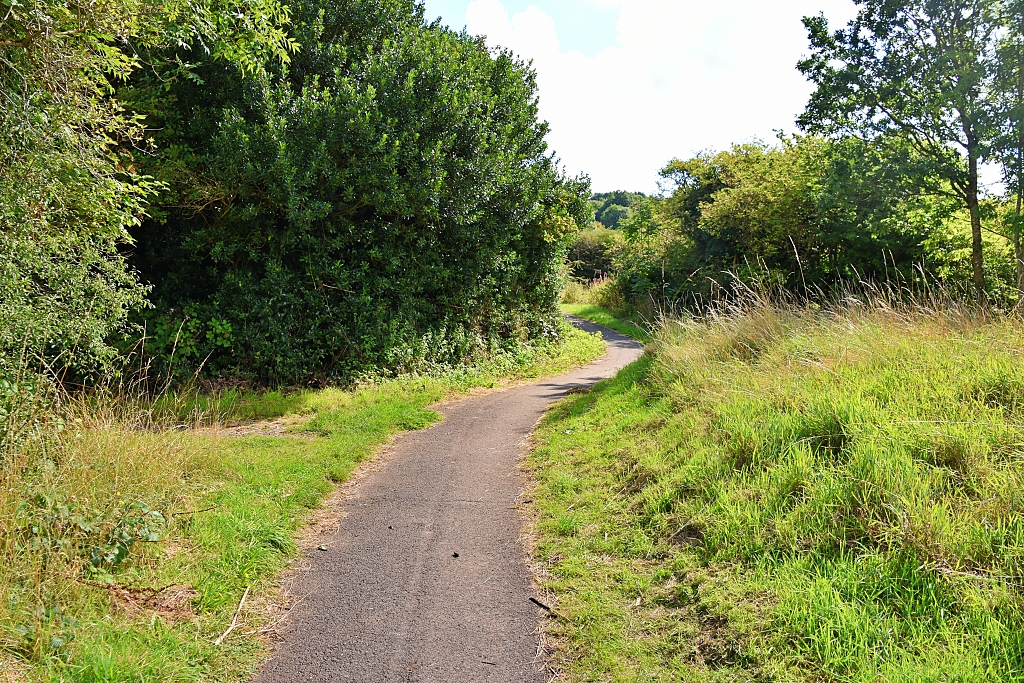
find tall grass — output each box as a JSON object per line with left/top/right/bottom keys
{"left": 0, "top": 376, "right": 203, "bottom": 664}
{"left": 561, "top": 276, "right": 628, "bottom": 311}
{"left": 533, "top": 288, "right": 1024, "bottom": 682}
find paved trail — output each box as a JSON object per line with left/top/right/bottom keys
{"left": 254, "top": 319, "right": 643, "bottom": 683}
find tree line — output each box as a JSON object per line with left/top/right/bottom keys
{"left": 579, "top": 0, "right": 1024, "bottom": 310}
{"left": 0, "top": 0, "right": 589, "bottom": 384}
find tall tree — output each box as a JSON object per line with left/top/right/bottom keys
{"left": 798, "top": 0, "right": 999, "bottom": 294}
{"left": 994, "top": 0, "right": 1024, "bottom": 293}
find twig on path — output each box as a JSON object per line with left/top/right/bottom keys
{"left": 215, "top": 586, "right": 250, "bottom": 646}
{"left": 530, "top": 597, "right": 552, "bottom": 612}
{"left": 170, "top": 506, "right": 218, "bottom": 517}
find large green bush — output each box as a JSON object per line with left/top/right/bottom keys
{"left": 127, "top": 0, "right": 589, "bottom": 383}
{"left": 568, "top": 227, "right": 621, "bottom": 281}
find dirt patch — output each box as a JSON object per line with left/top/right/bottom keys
{"left": 0, "top": 659, "right": 29, "bottom": 683}
{"left": 690, "top": 613, "right": 742, "bottom": 668}
{"left": 200, "top": 416, "right": 316, "bottom": 439}
{"left": 107, "top": 584, "right": 199, "bottom": 623}
{"left": 668, "top": 522, "right": 705, "bottom": 547}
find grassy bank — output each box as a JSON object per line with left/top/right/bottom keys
{"left": 531, "top": 299, "right": 1024, "bottom": 682}
{"left": 1, "top": 323, "right": 605, "bottom": 682}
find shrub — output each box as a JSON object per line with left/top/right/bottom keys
{"left": 568, "top": 227, "right": 622, "bottom": 281}
{"left": 126, "top": 0, "right": 590, "bottom": 384}
{"left": 0, "top": 0, "right": 292, "bottom": 380}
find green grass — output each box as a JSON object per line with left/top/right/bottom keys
{"left": 2, "top": 323, "right": 606, "bottom": 681}
{"left": 560, "top": 304, "right": 652, "bottom": 343}
{"left": 531, "top": 301, "right": 1024, "bottom": 682}
{"left": 150, "top": 388, "right": 308, "bottom": 425}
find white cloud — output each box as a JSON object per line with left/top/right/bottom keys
{"left": 464, "top": 0, "right": 859, "bottom": 192}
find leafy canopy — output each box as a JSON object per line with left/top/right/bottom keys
{"left": 798, "top": 0, "right": 1001, "bottom": 291}
{"left": 612, "top": 136, "right": 953, "bottom": 309}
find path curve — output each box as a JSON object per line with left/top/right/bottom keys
{"left": 254, "top": 319, "right": 644, "bottom": 683}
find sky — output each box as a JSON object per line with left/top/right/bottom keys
{"left": 420, "top": 0, "right": 860, "bottom": 193}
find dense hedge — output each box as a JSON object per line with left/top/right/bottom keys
{"left": 127, "top": 0, "right": 589, "bottom": 383}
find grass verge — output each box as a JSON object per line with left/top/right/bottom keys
{"left": 1, "top": 322, "right": 605, "bottom": 682}
{"left": 532, "top": 298, "right": 1024, "bottom": 682}
{"left": 560, "top": 304, "right": 652, "bottom": 343}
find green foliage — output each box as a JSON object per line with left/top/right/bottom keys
{"left": 561, "top": 277, "right": 632, "bottom": 317}
{"left": 798, "top": 0, "right": 1001, "bottom": 291}
{"left": 600, "top": 204, "right": 630, "bottom": 229}
{"left": 20, "top": 495, "right": 168, "bottom": 581}
{"left": 126, "top": 0, "right": 590, "bottom": 383}
{"left": 590, "top": 190, "right": 646, "bottom": 228}
{"left": 1, "top": 0, "right": 147, "bottom": 377}
{"left": 0, "top": 0, "right": 294, "bottom": 378}
{"left": 991, "top": 4, "right": 1024, "bottom": 289}
{"left": 613, "top": 136, "right": 956, "bottom": 311}
{"left": 568, "top": 227, "right": 622, "bottom": 280}
{"left": 532, "top": 298, "right": 1024, "bottom": 681}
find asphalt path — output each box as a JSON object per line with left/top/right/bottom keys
{"left": 254, "top": 318, "right": 644, "bottom": 683}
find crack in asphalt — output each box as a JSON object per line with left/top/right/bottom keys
{"left": 253, "top": 318, "right": 644, "bottom": 683}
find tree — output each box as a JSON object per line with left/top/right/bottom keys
{"left": 611, "top": 136, "right": 951, "bottom": 310}
{"left": 668, "top": 138, "right": 939, "bottom": 282}
{"left": 601, "top": 205, "right": 631, "bottom": 229}
{"left": 994, "top": 0, "right": 1024, "bottom": 292}
{"left": 798, "top": 0, "right": 1000, "bottom": 295}
{"left": 590, "top": 191, "right": 645, "bottom": 228}
{"left": 126, "top": 0, "right": 591, "bottom": 382}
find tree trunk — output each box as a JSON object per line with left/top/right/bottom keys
{"left": 967, "top": 151, "right": 986, "bottom": 296}
{"left": 1017, "top": 45, "right": 1024, "bottom": 296}
{"left": 1016, "top": 230, "right": 1023, "bottom": 293}
{"left": 1016, "top": 192, "right": 1024, "bottom": 294}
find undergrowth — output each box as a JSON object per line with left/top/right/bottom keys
{"left": 0, "top": 322, "right": 605, "bottom": 681}
{"left": 532, "top": 294, "right": 1024, "bottom": 682}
